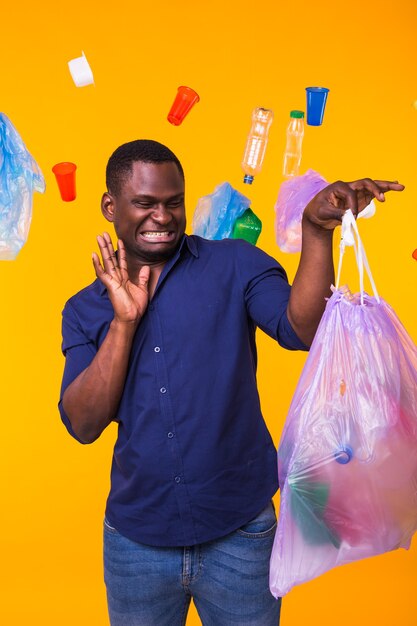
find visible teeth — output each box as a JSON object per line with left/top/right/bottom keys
{"left": 142, "top": 231, "right": 170, "bottom": 238}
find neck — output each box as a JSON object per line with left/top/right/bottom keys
{"left": 125, "top": 254, "right": 166, "bottom": 300}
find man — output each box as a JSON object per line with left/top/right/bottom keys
{"left": 59, "top": 139, "right": 403, "bottom": 625}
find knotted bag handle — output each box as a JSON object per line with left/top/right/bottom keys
{"left": 335, "top": 209, "right": 380, "bottom": 305}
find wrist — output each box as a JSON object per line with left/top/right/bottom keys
{"left": 302, "top": 215, "right": 335, "bottom": 239}
{"left": 110, "top": 317, "right": 140, "bottom": 335}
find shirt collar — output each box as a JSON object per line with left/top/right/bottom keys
{"left": 182, "top": 233, "right": 199, "bottom": 258}
{"left": 97, "top": 233, "right": 199, "bottom": 296}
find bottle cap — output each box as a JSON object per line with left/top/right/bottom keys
{"left": 334, "top": 445, "right": 353, "bottom": 464}
{"left": 243, "top": 174, "right": 254, "bottom": 184}
{"left": 290, "top": 110, "right": 304, "bottom": 118}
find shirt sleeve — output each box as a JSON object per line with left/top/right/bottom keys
{"left": 235, "top": 241, "right": 309, "bottom": 351}
{"left": 58, "top": 300, "right": 98, "bottom": 442}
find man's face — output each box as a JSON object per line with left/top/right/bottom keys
{"left": 102, "top": 161, "right": 186, "bottom": 265}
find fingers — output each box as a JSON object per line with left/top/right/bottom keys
{"left": 328, "top": 178, "right": 404, "bottom": 221}
{"left": 138, "top": 265, "right": 150, "bottom": 289}
{"left": 92, "top": 251, "right": 114, "bottom": 288}
{"left": 348, "top": 178, "right": 386, "bottom": 202}
{"left": 329, "top": 182, "right": 359, "bottom": 219}
{"left": 305, "top": 177, "right": 404, "bottom": 231}
{"left": 339, "top": 187, "right": 358, "bottom": 215}
{"left": 92, "top": 252, "right": 102, "bottom": 275}
{"left": 348, "top": 178, "right": 405, "bottom": 204}
{"left": 372, "top": 180, "right": 405, "bottom": 192}
{"left": 117, "top": 239, "right": 129, "bottom": 280}
{"left": 97, "top": 232, "right": 121, "bottom": 280}
{"left": 103, "top": 232, "right": 120, "bottom": 271}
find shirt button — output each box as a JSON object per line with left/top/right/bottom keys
{"left": 174, "top": 476, "right": 181, "bottom": 483}
{"left": 167, "top": 432, "right": 174, "bottom": 438}
{"left": 148, "top": 304, "right": 154, "bottom": 311}
{"left": 160, "top": 387, "right": 167, "bottom": 394}
{"left": 154, "top": 346, "right": 161, "bottom": 353}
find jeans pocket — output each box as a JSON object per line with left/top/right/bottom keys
{"left": 104, "top": 517, "right": 119, "bottom": 534}
{"left": 236, "top": 501, "right": 277, "bottom": 538}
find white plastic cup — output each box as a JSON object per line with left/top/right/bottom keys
{"left": 68, "top": 52, "right": 94, "bottom": 87}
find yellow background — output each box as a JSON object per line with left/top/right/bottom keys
{"left": 1, "top": 0, "right": 416, "bottom": 624}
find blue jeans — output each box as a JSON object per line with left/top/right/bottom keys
{"left": 104, "top": 501, "right": 281, "bottom": 625}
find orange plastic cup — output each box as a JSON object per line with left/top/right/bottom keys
{"left": 167, "top": 86, "right": 200, "bottom": 126}
{"left": 412, "top": 249, "right": 417, "bottom": 261}
{"left": 52, "top": 162, "right": 77, "bottom": 202}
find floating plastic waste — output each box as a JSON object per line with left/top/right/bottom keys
{"left": 275, "top": 170, "right": 376, "bottom": 253}
{"left": 231, "top": 208, "right": 262, "bottom": 245}
{"left": 0, "top": 113, "right": 45, "bottom": 260}
{"left": 305, "top": 87, "right": 329, "bottom": 126}
{"left": 283, "top": 111, "right": 305, "bottom": 178}
{"left": 192, "top": 182, "right": 251, "bottom": 240}
{"left": 241, "top": 107, "right": 273, "bottom": 184}
{"left": 275, "top": 170, "right": 328, "bottom": 253}
{"left": 68, "top": 51, "right": 94, "bottom": 87}
{"left": 167, "top": 86, "right": 200, "bottom": 126}
{"left": 52, "top": 162, "right": 77, "bottom": 202}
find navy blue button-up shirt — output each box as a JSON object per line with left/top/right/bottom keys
{"left": 59, "top": 235, "right": 308, "bottom": 547}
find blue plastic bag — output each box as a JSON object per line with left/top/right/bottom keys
{"left": 192, "top": 182, "right": 251, "bottom": 240}
{"left": 0, "top": 113, "right": 45, "bottom": 260}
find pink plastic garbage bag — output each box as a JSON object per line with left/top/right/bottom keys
{"left": 270, "top": 211, "right": 417, "bottom": 597}
{"left": 274, "top": 169, "right": 328, "bottom": 253}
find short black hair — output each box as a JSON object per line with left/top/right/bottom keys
{"left": 106, "top": 139, "right": 184, "bottom": 195}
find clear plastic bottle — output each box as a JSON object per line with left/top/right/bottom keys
{"left": 283, "top": 110, "right": 304, "bottom": 178}
{"left": 241, "top": 107, "right": 274, "bottom": 184}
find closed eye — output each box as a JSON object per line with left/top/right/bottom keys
{"left": 133, "top": 201, "right": 154, "bottom": 208}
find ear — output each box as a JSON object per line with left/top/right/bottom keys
{"left": 101, "top": 192, "right": 115, "bottom": 222}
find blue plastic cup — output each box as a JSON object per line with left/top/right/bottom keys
{"left": 305, "top": 87, "right": 329, "bottom": 126}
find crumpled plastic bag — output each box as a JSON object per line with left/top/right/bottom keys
{"left": 274, "top": 170, "right": 377, "bottom": 253}
{"left": 275, "top": 170, "right": 328, "bottom": 253}
{"left": 192, "top": 182, "right": 251, "bottom": 240}
{"left": 270, "top": 212, "right": 417, "bottom": 597}
{"left": 0, "top": 113, "right": 45, "bottom": 260}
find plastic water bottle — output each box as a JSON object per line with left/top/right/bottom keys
{"left": 283, "top": 110, "right": 304, "bottom": 178}
{"left": 241, "top": 107, "right": 274, "bottom": 184}
{"left": 231, "top": 208, "right": 262, "bottom": 245}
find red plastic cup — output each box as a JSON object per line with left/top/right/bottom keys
{"left": 167, "top": 86, "right": 200, "bottom": 126}
{"left": 52, "top": 162, "right": 77, "bottom": 201}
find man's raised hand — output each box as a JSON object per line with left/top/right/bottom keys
{"left": 92, "top": 232, "right": 150, "bottom": 325}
